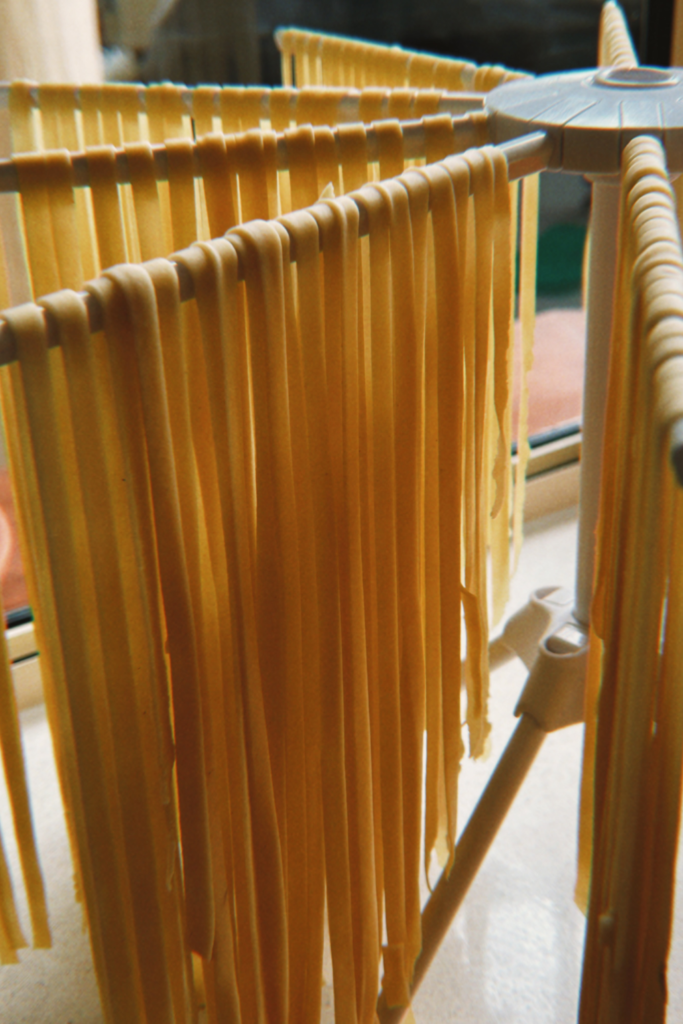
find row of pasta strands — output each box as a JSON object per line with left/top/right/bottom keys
{"left": 0, "top": 110, "right": 490, "bottom": 304}
{"left": 5, "top": 81, "right": 483, "bottom": 158}
{"left": 0, "top": 144, "right": 540, "bottom": 1022}
{"left": 598, "top": 0, "right": 639, "bottom": 68}
{"left": 576, "top": 135, "right": 683, "bottom": 1024}
{"left": 1, "top": 79, "right": 537, "bottom": 565}
{"left": 275, "top": 27, "right": 529, "bottom": 92}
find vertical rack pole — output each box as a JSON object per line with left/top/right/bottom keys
{"left": 574, "top": 176, "right": 621, "bottom": 627}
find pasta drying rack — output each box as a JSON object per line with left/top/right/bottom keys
{"left": 0, "top": 10, "right": 682, "bottom": 1024}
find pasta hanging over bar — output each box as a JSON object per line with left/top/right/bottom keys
{"left": 0, "top": 91, "right": 490, "bottom": 304}
{"left": 5, "top": 80, "right": 483, "bottom": 151}
{"left": 577, "top": 135, "right": 683, "bottom": 1024}
{"left": 0, "top": 144, "right": 519, "bottom": 1022}
{"left": 275, "top": 27, "right": 528, "bottom": 91}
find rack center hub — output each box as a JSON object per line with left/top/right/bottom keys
{"left": 486, "top": 66, "right": 683, "bottom": 173}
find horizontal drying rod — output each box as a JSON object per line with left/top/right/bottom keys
{"left": 0, "top": 82, "right": 484, "bottom": 121}
{"left": 0, "top": 129, "right": 551, "bottom": 352}
{"left": 0, "top": 110, "right": 491, "bottom": 194}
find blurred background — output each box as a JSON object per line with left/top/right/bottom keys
{"left": 100, "top": 0, "right": 644, "bottom": 87}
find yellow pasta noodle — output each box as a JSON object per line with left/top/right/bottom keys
{"left": 512, "top": 172, "right": 540, "bottom": 564}
{"left": 3, "top": 106, "right": 492, "bottom": 305}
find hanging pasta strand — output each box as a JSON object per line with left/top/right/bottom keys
{"left": 489, "top": 149, "right": 514, "bottom": 624}
{"left": 2, "top": 99, "right": 490, "bottom": 309}
{"left": 512, "top": 172, "right": 540, "bottom": 564}
{"left": 420, "top": 162, "right": 449, "bottom": 875}
{"left": 180, "top": 237, "right": 270, "bottom": 1023}
{"left": 277, "top": 211, "right": 329, "bottom": 1023}
{"left": 317, "top": 194, "right": 382, "bottom": 1023}
{"left": 387, "top": 171, "right": 429, "bottom": 980}
{"left": 147, "top": 254, "right": 241, "bottom": 1023}
{"left": 461, "top": 148, "right": 495, "bottom": 760}
{"left": 357, "top": 181, "right": 408, "bottom": 1011}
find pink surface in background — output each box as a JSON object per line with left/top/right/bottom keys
{"left": 0, "top": 469, "right": 29, "bottom": 614}
{"left": 513, "top": 307, "right": 587, "bottom": 439}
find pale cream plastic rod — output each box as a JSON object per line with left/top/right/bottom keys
{"left": 0, "top": 82, "right": 484, "bottom": 120}
{"left": 376, "top": 713, "right": 547, "bottom": 1024}
{"left": 0, "top": 108, "right": 489, "bottom": 195}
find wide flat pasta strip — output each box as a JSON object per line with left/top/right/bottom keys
{"left": 427, "top": 158, "right": 467, "bottom": 857}
{"left": 637, "top": 426, "right": 683, "bottom": 1021}
{"left": 86, "top": 145, "right": 129, "bottom": 271}
{"left": 354, "top": 183, "right": 407, "bottom": 1010}
{"left": 234, "top": 131, "right": 279, "bottom": 223}
{"left": 271, "top": 217, "right": 314, "bottom": 1021}
{"left": 374, "top": 120, "right": 404, "bottom": 182}
{"left": 309, "top": 198, "right": 379, "bottom": 1023}
{"left": 359, "top": 88, "right": 387, "bottom": 124}
{"left": 419, "top": 168, "right": 446, "bottom": 875}
{"left": 243, "top": 203, "right": 357, "bottom": 1024}
{"left": 166, "top": 139, "right": 201, "bottom": 250}
{"left": 338, "top": 124, "right": 370, "bottom": 194}
{"left": 125, "top": 142, "right": 166, "bottom": 262}
{"left": 295, "top": 88, "right": 339, "bottom": 128}
{"left": 489, "top": 149, "right": 514, "bottom": 623}
{"left": 462, "top": 147, "right": 494, "bottom": 759}
{"left": 274, "top": 211, "right": 333, "bottom": 1022}
{"left": 41, "top": 287, "right": 181, "bottom": 1023}
{"left": 285, "top": 126, "right": 320, "bottom": 212}
{"left": 387, "top": 89, "right": 414, "bottom": 122}
{"left": 14, "top": 154, "right": 61, "bottom": 297}
{"left": 385, "top": 172, "right": 429, "bottom": 978}
{"left": 311, "top": 125, "right": 342, "bottom": 203}
{"left": 512, "top": 172, "right": 539, "bottom": 564}
{"left": 196, "top": 134, "right": 239, "bottom": 237}
{"left": 9, "top": 83, "right": 39, "bottom": 154}
{"left": 229, "top": 222, "right": 295, "bottom": 1024}
{"left": 147, "top": 255, "right": 242, "bottom": 1023}
{"left": 146, "top": 84, "right": 188, "bottom": 145}
{"left": 37, "top": 86, "right": 79, "bottom": 150}
{"left": 179, "top": 238, "right": 269, "bottom": 1024}
{"left": 237, "top": 89, "right": 268, "bottom": 134}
